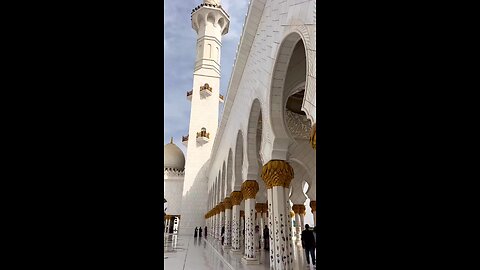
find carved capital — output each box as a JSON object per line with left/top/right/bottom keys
{"left": 218, "top": 202, "right": 225, "bottom": 212}
{"left": 292, "top": 204, "right": 302, "bottom": 214}
{"left": 230, "top": 191, "right": 243, "bottom": 205}
{"left": 310, "top": 200, "right": 316, "bottom": 212}
{"left": 299, "top": 205, "right": 306, "bottom": 215}
{"left": 261, "top": 160, "right": 294, "bottom": 188}
{"left": 224, "top": 197, "right": 232, "bottom": 209}
{"left": 310, "top": 123, "right": 316, "bottom": 149}
{"left": 241, "top": 180, "right": 259, "bottom": 199}
{"left": 255, "top": 203, "right": 263, "bottom": 213}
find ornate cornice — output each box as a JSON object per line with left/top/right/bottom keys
{"left": 241, "top": 180, "right": 259, "bottom": 199}
{"left": 261, "top": 160, "right": 294, "bottom": 188}
{"left": 230, "top": 191, "right": 243, "bottom": 205}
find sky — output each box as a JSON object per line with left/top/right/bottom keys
{"left": 164, "top": 0, "right": 250, "bottom": 154}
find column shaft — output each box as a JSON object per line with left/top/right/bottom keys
{"left": 224, "top": 208, "right": 232, "bottom": 248}
{"left": 243, "top": 198, "right": 257, "bottom": 259}
{"left": 231, "top": 205, "right": 241, "bottom": 251}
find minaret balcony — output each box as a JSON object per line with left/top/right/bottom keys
{"left": 187, "top": 90, "right": 193, "bottom": 101}
{"left": 182, "top": 135, "right": 189, "bottom": 146}
{"left": 219, "top": 94, "right": 224, "bottom": 103}
{"left": 196, "top": 129, "right": 210, "bottom": 143}
{"left": 199, "top": 83, "right": 213, "bottom": 98}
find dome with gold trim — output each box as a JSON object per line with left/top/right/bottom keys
{"left": 164, "top": 137, "right": 185, "bottom": 170}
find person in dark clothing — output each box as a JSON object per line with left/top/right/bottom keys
{"left": 263, "top": 225, "right": 269, "bottom": 250}
{"left": 199, "top": 226, "right": 203, "bottom": 238}
{"left": 194, "top": 227, "right": 198, "bottom": 238}
{"left": 205, "top": 226, "right": 208, "bottom": 239}
{"left": 221, "top": 225, "right": 225, "bottom": 245}
{"left": 301, "top": 224, "right": 316, "bottom": 267}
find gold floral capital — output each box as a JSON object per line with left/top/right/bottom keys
{"left": 218, "top": 202, "right": 225, "bottom": 212}
{"left": 230, "top": 191, "right": 243, "bottom": 205}
{"left": 292, "top": 204, "right": 303, "bottom": 214}
{"left": 255, "top": 203, "right": 263, "bottom": 213}
{"left": 261, "top": 160, "right": 294, "bottom": 188}
{"left": 290, "top": 211, "right": 295, "bottom": 218}
{"left": 310, "top": 123, "right": 316, "bottom": 150}
{"left": 223, "top": 197, "right": 232, "bottom": 209}
{"left": 299, "top": 205, "right": 306, "bottom": 215}
{"left": 310, "top": 201, "right": 316, "bottom": 212}
{"left": 241, "top": 180, "right": 259, "bottom": 199}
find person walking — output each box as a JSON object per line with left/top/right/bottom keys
{"left": 221, "top": 225, "right": 225, "bottom": 245}
{"left": 194, "top": 227, "right": 198, "bottom": 238}
{"left": 263, "top": 225, "right": 269, "bottom": 250}
{"left": 204, "top": 226, "right": 208, "bottom": 239}
{"left": 301, "top": 224, "right": 316, "bottom": 268}
{"left": 199, "top": 226, "right": 203, "bottom": 238}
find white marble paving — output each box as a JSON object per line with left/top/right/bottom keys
{"left": 164, "top": 234, "right": 317, "bottom": 270}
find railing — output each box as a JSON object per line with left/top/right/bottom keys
{"left": 196, "top": 131, "right": 210, "bottom": 139}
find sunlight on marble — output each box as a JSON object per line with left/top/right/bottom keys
{"left": 164, "top": 234, "right": 317, "bottom": 270}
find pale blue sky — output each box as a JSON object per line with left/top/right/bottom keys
{"left": 164, "top": 0, "right": 249, "bottom": 154}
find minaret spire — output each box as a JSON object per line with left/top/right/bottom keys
{"left": 180, "top": 1, "right": 230, "bottom": 236}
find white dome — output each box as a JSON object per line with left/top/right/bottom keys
{"left": 164, "top": 138, "right": 185, "bottom": 170}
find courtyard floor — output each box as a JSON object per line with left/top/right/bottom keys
{"left": 164, "top": 234, "right": 317, "bottom": 269}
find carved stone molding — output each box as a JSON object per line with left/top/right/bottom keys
{"left": 230, "top": 191, "right": 243, "bottom": 205}
{"left": 285, "top": 109, "right": 311, "bottom": 139}
{"left": 241, "top": 180, "right": 259, "bottom": 199}
{"left": 261, "top": 160, "right": 294, "bottom": 188}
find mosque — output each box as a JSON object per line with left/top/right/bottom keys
{"left": 164, "top": 0, "right": 316, "bottom": 268}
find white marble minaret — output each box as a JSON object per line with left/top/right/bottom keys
{"left": 179, "top": 0, "right": 229, "bottom": 235}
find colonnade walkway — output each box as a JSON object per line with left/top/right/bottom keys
{"left": 164, "top": 233, "right": 317, "bottom": 269}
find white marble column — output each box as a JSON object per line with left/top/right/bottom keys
{"left": 229, "top": 191, "right": 243, "bottom": 254}
{"left": 219, "top": 205, "right": 225, "bottom": 242}
{"left": 223, "top": 197, "right": 232, "bottom": 249}
{"left": 262, "top": 160, "right": 295, "bottom": 270}
{"left": 240, "top": 212, "right": 245, "bottom": 252}
{"left": 241, "top": 180, "right": 260, "bottom": 264}
{"left": 260, "top": 206, "right": 266, "bottom": 250}
{"left": 294, "top": 212, "right": 301, "bottom": 239}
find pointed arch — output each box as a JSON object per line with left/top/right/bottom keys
{"left": 234, "top": 130, "right": 244, "bottom": 190}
